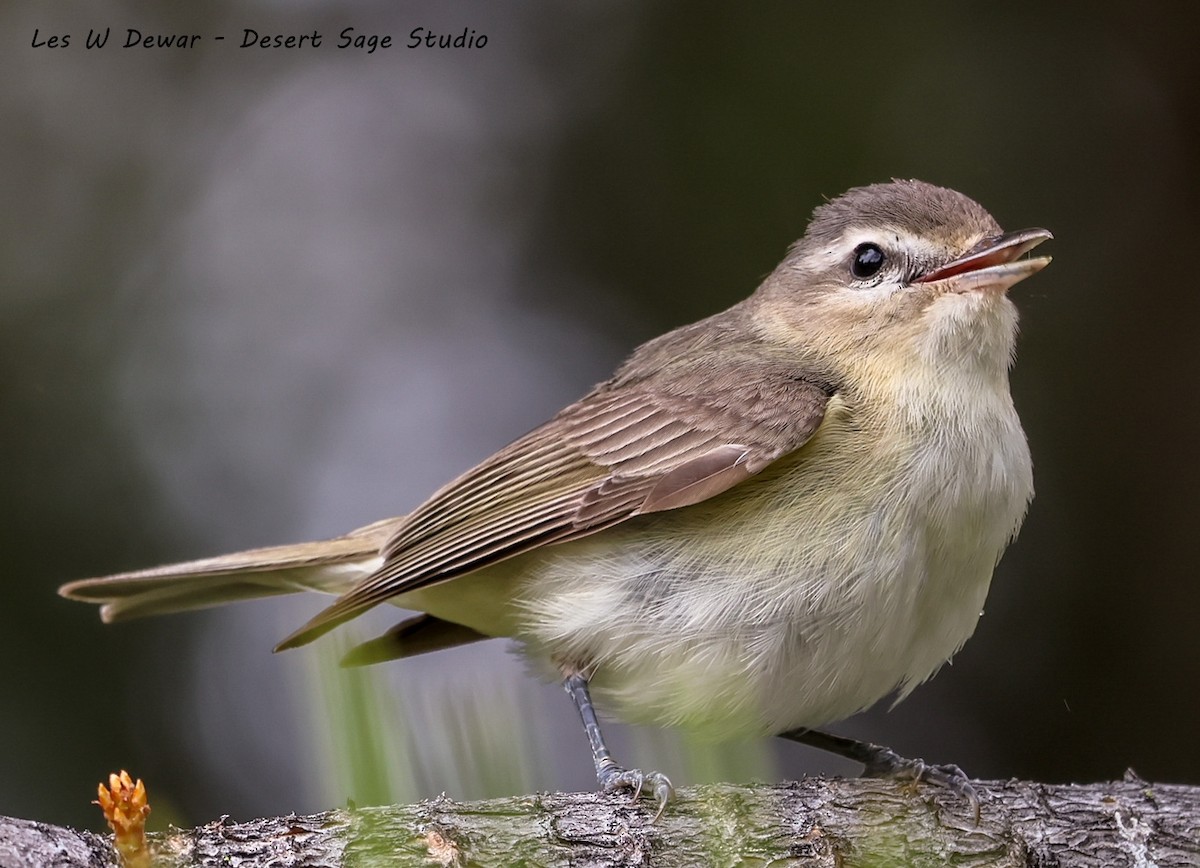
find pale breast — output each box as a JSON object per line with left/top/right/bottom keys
{"left": 510, "top": 387, "right": 1032, "bottom": 740}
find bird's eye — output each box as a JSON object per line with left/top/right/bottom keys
{"left": 851, "top": 243, "right": 886, "bottom": 279}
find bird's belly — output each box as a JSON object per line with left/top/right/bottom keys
{"left": 510, "top": 422, "right": 1031, "bottom": 740}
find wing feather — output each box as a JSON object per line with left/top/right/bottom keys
{"left": 275, "top": 371, "right": 832, "bottom": 650}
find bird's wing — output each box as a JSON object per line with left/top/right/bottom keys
{"left": 276, "top": 374, "right": 831, "bottom": 649}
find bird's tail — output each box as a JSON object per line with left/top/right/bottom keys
{"left": 58, "top": 517, "right": 403, "bottom": 624}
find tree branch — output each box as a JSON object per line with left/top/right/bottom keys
{"left": 4, "top": 776, "right": 1199, "bottom": 868}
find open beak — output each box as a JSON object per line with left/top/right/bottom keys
{"left": 917, "top": 228, "right": 1053, "bottom": 293}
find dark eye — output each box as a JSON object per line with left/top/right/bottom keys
{"left": 851, "top": 243, "right": 886, "bottom": 279}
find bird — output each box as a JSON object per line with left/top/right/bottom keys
{"left": 61, "top": 179, "right": 1052, "bottom": 819}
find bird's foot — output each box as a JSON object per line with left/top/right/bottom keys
{"left": 563, "top": 672, "right": 675, "bottom": 821}
{"left": 858, "top": 745, "right": 980, "bottom": 822}
{"left": 598, "top": 763, "right": 674, "bottom": 822}
{"left": 778, "top": 729, "right": 980, "bottom": 822}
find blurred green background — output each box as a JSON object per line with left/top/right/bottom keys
{"left": 3, "top": 0, "right": 1199, "bottom": 829}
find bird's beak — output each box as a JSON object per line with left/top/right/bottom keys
{"left": 917, "top": 228, "right": 1053, "bottom": 293}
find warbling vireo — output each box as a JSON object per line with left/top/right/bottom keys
{"left": 61, "top": 179, "right": 1052, "bottom": 818}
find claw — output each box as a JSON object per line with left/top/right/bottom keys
{"left": 648, "top": 773, "right": 674, "bottom": 822}
{"left": 598, "top": 765, "right": 674, "bottom": 821}
{"left": 863, "top": 747, "right": 981, "bottom": 823}
{"left": 780, "top": 729, "right": 983, "bottom": 822}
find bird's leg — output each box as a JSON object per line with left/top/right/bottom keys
{"left": 562, "top": 672, "right": 673, "bottom": 820}
{"left": 779, "top": 727, "right": 980, "bottom": 820}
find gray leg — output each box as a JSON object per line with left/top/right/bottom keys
{"left": 779, "top": 727, "right": 979, "bottom": 820}
{"left": 563, "top": 673, "right": 673, "bottom": 820}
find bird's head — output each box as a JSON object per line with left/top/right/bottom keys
{"left": 754, "top": 179, "right": 1052, "bottom": 385}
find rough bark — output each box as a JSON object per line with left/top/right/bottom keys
{"left": 3, "top": 776, "right": 1198, "bottom": 868}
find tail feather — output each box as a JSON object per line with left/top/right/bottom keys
{"left": 59, "top": 517, "right": 403, "bottom": 623}
{"left": 339, "top": 614, "right": 488, "bottom": 667}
